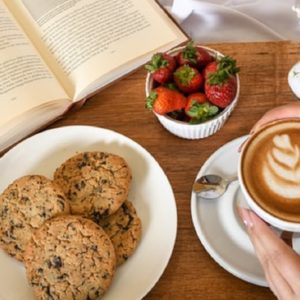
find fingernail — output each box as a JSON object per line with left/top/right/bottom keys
{"left": 238, "top": 207, "right": 254, "bottom": 228}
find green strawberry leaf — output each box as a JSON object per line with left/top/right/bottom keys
{"left": 164, "top": 82, "right": 178, "bottom": 91}
{"left": 146, "top": 91, "right": 158, "bottom": 110}
{"left": 174, "top": 65, "right": 196, "bottom": 85}
{"left": 208, "top": 56, "right": 240, "bottom": 85}
{"left": 182, "top": 41, "right": 197, "bottom": 64}
{"left": 145, "top": 53, "right": 168, "bottom": 72}
{"left": 187, "top": 101, "right": 219, "bottom": 122}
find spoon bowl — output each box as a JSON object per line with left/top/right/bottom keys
{"left": 193, "top": 174, "right": 238, "bottom": 199}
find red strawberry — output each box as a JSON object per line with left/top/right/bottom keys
{"left": 151, "top": 68, "right": 172, "bottom": 85}
{"left": 174, "top": 65, "right": 203, "bottom": 93}
{"left": 185, "top": 93, "right": 219, "bottom": 122}
{"left": 203, "top": 61, "right": 217, "bottom": 80}
{"left": 185, "top": 93, "right": 207, "bottom": 113}
{"left": 204, "top": 56, "right": 239, "bottom": 108}
{"left": 177, "top": 42, "right": 213, "bottom": 68}
{"left": 146, "top": 86, "right": 186, "bottom": 115}
{"left": 205, "top": 75, "right": 237, "bottom": 108}
{"left": 145, "top": 53, "right": 176, "bottom": 84}
{"left": 204, "top": 56, "right": 239, "bottom": 80}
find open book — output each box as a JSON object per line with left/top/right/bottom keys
{"left": 0, "top": 0, "right": 188, "bottom": 152}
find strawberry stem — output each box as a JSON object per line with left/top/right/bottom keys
{"left": 174, "top": 65, "right": 196, "bottom": 85}
{"left": 182, "top": 41, "right": 197, "bottom": 64}
{"left": 208, "top": 56, "right": 239, "bottom": 84}
{"left": 145, "top": 91, "right": 158, "bottom": 110}
{"left": 145, "top": 53, "right": 168, "bottom": 72}
{"left": 187, "top": 101, "right": 219, "bottom": 122}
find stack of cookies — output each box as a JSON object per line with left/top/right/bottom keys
{"left": 0, "top": 151, "right": 142, "bottom": 300}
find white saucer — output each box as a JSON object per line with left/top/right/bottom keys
{"left": 191, "top": 135, "right": 268, "bottom": 286}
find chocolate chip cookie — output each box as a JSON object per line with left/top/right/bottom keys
{"left": 24, "top": 215, "right": 116, "bottom": 300}
{"left": 53, "top": 152, "right": 132, "bottom": 217}
{"left": 0, "top": 175, "right": 70, "bottom": 261}
{"left": 93, "top": 200, "right": 142, "bottom": 265}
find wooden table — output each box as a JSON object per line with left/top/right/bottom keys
{"left": 49, "top": 41, "right": 300, "bottom": 299}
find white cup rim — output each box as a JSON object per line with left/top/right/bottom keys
{"left": 238, "top": 119, "right": 300, "bottom": 232}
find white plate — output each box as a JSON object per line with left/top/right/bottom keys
{"left": 0, "top": 125, "right": 177, "bottom": 300}
{"left": 191, "top": 135, "right": 268, "bottom": 287}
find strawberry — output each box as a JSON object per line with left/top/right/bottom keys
{"left": 185, "top": 93, "right": 219, "bottom": 122}
{"left": 205, "top": 76, "right": 237, "bottom": 108}
{"left": 204, "top": 56, "right": 239, "bottom": 108}
{"left": 145, "top": 53, "right": 176, "bottom": 84}
{"left": 203, "top": 61, "right": 217, "bottom": 80}
{"left": 174, "top": 65, "right": 203, "bottom": 93}
{"left": 177, "top": 41, "right": 213, "bottom": 68}
{"left": 204, "top": 56, "right": 239, "bottom": 80}
{"left": 151, "top": 68, "right": 172, "bottom": 85}
{"left": 146, "top": 86, "right": 186, "bottom": 115}
{"left": 185, "top": 93, "right": 207, "bottom": 112}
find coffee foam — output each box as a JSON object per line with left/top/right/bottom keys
{"left": 242, "top": 119, "right": 300, "bottom": 222}
{"left": 263, "top": 134, "right": 300, "bottom": 198}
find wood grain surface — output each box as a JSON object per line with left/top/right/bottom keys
{"left": 47, "top": 41, "right": 300, "bottom": 299}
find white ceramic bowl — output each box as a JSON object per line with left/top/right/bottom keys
{"left": 145, "top": 45, "right": 240, "bottom": 139}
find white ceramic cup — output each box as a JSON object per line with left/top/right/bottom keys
{"left": 238, "top": 119, "right": 300, "bottom": 232}
{"left": 288, "top": 60, "right": 300, "bottom": 99}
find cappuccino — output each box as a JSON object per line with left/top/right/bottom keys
{"left": 241, "top": 119, "right": 300, "bottom": 222}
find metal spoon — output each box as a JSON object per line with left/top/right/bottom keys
{"left": 192, "top": 174, "right": 238, "bottom": 199}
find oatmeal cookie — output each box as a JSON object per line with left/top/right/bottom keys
{"left": 93, "top": 200, "right": 142, "bottom": 265}
{"left": 0, "top": 175, "right": 70, "bottom": 261}
{"left": 24, "top": 215, "right": 116, "bottom": 300}
{"left": 54, "top": 152, "right": 132, "bottom": 217}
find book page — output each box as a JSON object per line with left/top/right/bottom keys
{"left": 0, "top": 0, "right": 69, "bottom": 128}
{"left": 4, "top": 0, "right": 187, "bottom": 101}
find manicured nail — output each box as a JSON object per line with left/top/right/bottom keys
{"left": 238, "top": 207, "right": 254, "bottom": 228}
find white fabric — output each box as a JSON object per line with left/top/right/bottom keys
{"left": 159, "top": 0, "right": 300, "bottom": 42}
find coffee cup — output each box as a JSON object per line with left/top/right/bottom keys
{"left": 238, "top": 118, "right": 300, "bottom": 232}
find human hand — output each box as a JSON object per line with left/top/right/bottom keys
{"left": 250, "top": 102, "right": 300, "bottom": 133}
{"left": 238, "top": 103, "right": 300, "bottom": 298}
{"left": 239, "top": 102, "right": 300, "bottom": 152}
{"left": 239, "top": 207, "right": 300, "bottom": 300}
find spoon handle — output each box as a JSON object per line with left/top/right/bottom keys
{"left": 224, "top": 176, "right": 238, "bottom": 184}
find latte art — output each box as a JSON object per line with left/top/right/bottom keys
{"left": 263, "top": 134, "right": 300, "bottom": 198}
{"left": 241, "top": 119, "right": 300, "bottom": 223}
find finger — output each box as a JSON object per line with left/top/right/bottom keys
{"left": 251, "top": 233, "right": 294, "bottom": 300}
{"left": 263, "top": 270, "right": 280, "bottom": 299}
{"left": 241, "top": 103, "right": 300, "bottom": 153}
{"left": 263, "top": 257, "right": 295, "bottom": 300}
{"left": 238, "top": 208, "right": 294, "bottom": 298}
{"left": 251, "top": 103, "right": 300, "bottom": 133}
{"left": 238, "top": 208, "right": 300, "bottom": 285}
{"left": 248, "top": 210, "right": 300, "bottom": 281}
